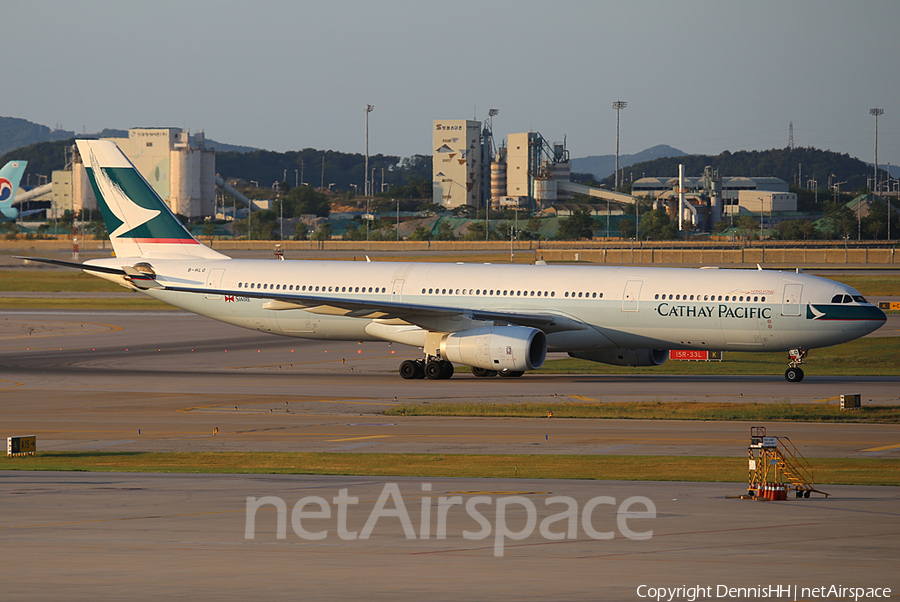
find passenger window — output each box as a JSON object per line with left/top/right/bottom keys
{"left": 551, "top": 291, "right": 555, "bottom": 297}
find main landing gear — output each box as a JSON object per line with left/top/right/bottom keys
{"left": 399, "top": 358, "right": 454, "bottom": 380}
{"left": 785, "top": 348, "right": 808, "bottom": 382}
{"left": 398, "top": 358, "right": 524, "bottom": 380}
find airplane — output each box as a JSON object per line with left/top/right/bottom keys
{"left": 0, "top": 160, "right": 27, "bottom": 222}
{"left": 17, "top": 139, "right": 886, "bottom": 382}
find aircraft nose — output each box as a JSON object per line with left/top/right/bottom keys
{"left": 861, "top": 305, "right": 888, "bottom": 336}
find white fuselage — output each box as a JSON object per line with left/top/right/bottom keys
{"left": 88, "top": 257, "right": 884, "bottom": 354}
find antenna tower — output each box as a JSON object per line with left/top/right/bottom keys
{"left": 788, "top": 122, "right": 794, "bottom": 150}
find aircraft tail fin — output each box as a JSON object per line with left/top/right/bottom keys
{"left": 0, "top": 160, "right": 27, "bottom": 221}
{"left": 75, "top": 139, "right": 227, "bottom": 259}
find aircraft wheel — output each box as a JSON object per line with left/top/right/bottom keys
{"left": 440, "top": 361, "right": 454, "bottom": 379}
{"left": 425, "top": 360, "right": 444, "bottom": 380}
{"left": 498, "top": 370, "right": 524, "bottom": 378}
{"left": 472, "top": 367, "right": 489, "bottom": 377}
{"left": 413, "top": 360, "right": 426, "bottom": 378}
{"left": 399, "top": 360, "right": 419, "bottom": 380}
{"left": 785, "top": 367, "right": 804, "bottom": 382}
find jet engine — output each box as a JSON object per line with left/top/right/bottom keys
{"left": 441, "top": 326, "right": 546, "bottom": 372}
{"left": 569, "top": 348, "right": 669, "bottom": 367}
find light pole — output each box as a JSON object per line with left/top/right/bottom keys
{"left": 612, "top": 101, "right": 627, "bottom": 190}
{"left": 365, "top": 105, "right": 374, "bottom": 196}
{"left": 870, "top": 108, "right": 884, "bottom": 195}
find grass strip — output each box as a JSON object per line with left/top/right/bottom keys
{"left": 0, "top": 269, "right": 117, "bottom": 292}
{"left": 534, "top": 336, "right": 900, "bottom": 376}
{"left": 2, "top": 452, "right": 896, "bottom": 486}
{"left": 0, "top": 297, "right": 176, "bottom": 310}
{"left": 385, "top": 401, "right": 900, "bottom": 423}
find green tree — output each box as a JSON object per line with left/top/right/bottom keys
{"left": 202, "top": 221, "right": 217, "bottom": 238}
{"left": 736, "top": 215, "right": 759, "bottom": 240}
{"left": 556, "top": 209, "right": 595, "bottom": 240}
{"left": 410, "top": 225, "right": 434, "bottom": 241}
{"left": 282, "top": 185, "right": 330, "bottom": 218}
{"left": 773, "top": 219, "right": 817, "bottom": 240}
{"left": 463, "top": 221, "right": 493, "bottom": 241}
{"left": 435, "top": 221, "right": 457, "bottom": 241}
{"left": 311, "top": 222, "right": 333, "bottom": 241}
{"left": 638, "top": 209, "right": 679, "bottom": 240}
{"left": 618, "top": 217, "right": 636, "bottom": 239}
{"left": 823, "top": 201, "right": 858, "bottom": 239}
{"left": 452, "top": 204, "right": 476, "bottom": 218}
{"left": 292, "top": 223, "right": 308, "bottom": 241}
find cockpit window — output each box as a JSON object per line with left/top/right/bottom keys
{"left": 853, "top": 295, "right": 867, "bottom": 303}
{"left": 831, "top": 294, "right": 843, "bottom": 303}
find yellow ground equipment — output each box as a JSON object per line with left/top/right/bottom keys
{"left": 747, "top": 426, "right": 828, "bottom": 499}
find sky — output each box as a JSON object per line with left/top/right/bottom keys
{"left": 7, "top": 0, "right": 900, "bottom": 171}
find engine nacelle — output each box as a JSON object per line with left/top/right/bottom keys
{"left": 441, "top": 326, "right": 547, "bottom": 372}
{"left": 569, "top": 348, "right": 669, "bottom": 367}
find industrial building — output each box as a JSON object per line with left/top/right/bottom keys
{"left": 431, "top": 116, "right": 798, "bottom": 233}
{"left": 41, "top": 128, "right": 217, "bottom": 220}
{"left": 432, "top": 118, "right": 574, "bottom": 212}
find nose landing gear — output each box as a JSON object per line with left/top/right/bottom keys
{"left": 785, "top": 348, "right": 807, "bottom": 382}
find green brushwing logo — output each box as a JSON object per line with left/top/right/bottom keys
{"left": 86, "top": 166, "right": 194, "bottom": 241}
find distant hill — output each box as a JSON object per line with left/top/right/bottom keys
{"left": 571, "top": 145, "right": 687, "bottom": 180}
{"left": 598, "top": 147, "right": 888, "bottom": 192}
{"left": 0, "top": 116, "right": 75, "bottom": 156}
{"left": 0, "top": 116, "right": 258, "bottom": 157}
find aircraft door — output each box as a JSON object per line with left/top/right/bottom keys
{"left": 622, "top": 280, "right": 642, "bottom": 312}
{"left": 391, "top": 279, "right": 404, "bottom": 302}
{"left": 205, "top": 268, "right": 225, "bottom": 299}
{"left": 782, "top": 284, "right": 803, "bottom": 317}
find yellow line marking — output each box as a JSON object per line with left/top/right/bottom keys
{"left": 567, "top": 395, "right": 598, "bottom": 402}
{"left": 0, "top": 379, "right": 23, "bottom": 388}
{"left": 810, "top": 395, "right": 840, "bottom": 404}
{"left": 861, "top": 443, "right": 900, "bottom": 452}
{"left": 327, "top": 435, "right": 394, "bottom": 442}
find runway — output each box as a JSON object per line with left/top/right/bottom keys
{"left": 1, "top": 310, "right": 898, "bottom": 457}
{"left": 1, "top": 309, "right": 898, "bottom": 600}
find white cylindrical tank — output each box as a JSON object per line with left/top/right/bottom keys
{"left": 491, "top": 161, "right": 507, "bottom": 199}
{"left": 73, "top": 160, "right": 97, "bottom": 212}
{"left": 200, "top": 149, "right": 216, "bottom": 217}
{"left": 171, "top": 148, "right": 202, "bottom": 217}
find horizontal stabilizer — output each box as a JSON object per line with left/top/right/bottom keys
{"left": 14, "top": 256, "right": 127, "bottom": 276}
